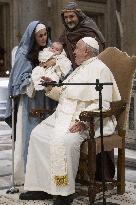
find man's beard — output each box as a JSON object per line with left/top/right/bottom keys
{"left": 67, "top": 22, "right": 76, "bottom": 29}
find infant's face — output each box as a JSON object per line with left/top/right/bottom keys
{"left": 49, "top": 42, "right": 62, "bottom": 55}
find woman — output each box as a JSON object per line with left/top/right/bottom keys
{"left": 5, "top": 21, "right": 52, "bottom": 185}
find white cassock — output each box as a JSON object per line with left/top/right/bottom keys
{"left": 24, "top": 57, "right": 121, "bottom": 196}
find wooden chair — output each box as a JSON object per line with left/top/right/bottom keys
{"left": 78, "top": 47, "right": 136, "bottom": 204}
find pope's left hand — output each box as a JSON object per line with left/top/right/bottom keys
{"left": 69, "top": 121, "right": 86, "bottom": 133}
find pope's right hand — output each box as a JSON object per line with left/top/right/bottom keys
{"left": 40, "top": 76, "right": 54, "bottom": 92}
{"left": 41, "top": 76, "right": 53, "bottom": 82}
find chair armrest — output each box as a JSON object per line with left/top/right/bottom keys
{"left": 79, "top": 100, "right": 126, "bottom": 122}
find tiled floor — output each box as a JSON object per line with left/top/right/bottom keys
{"left": 0, "top": 182, "right": 136, "bottom": 205}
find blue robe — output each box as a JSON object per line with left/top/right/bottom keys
{"left": 5, "top": 21, "right": 54, "bottom": 170}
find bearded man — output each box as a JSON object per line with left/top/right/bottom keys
{"left": 59, "top": 1, "right": 105, "bottom": 69}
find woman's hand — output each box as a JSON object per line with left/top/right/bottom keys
{"left": 45, "top": 58, "right": 56, "bottom": 68}
{"left": 69, "top": 121, "right": 86, "bottom": 133}
{"left": 39, "top": 62, "right": 47, "bottom": 68}
{"left": 39, "top": 59, "right": 56, "bottom": 69}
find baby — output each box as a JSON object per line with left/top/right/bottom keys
{"left": 32, "top": 42, "right": 72, "bottom": 90}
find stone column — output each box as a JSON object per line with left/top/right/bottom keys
{"left": 121, "top": 1, "right": 136, "bottom": 149}
{"left": 121, "top": 0, "right": 136, "bottom": 55}
{"left": 12, "top": 0, "right": 21, "bottom": 46}
{"left": 46, "top": 0, "right": 69, "bottom": 40}
{"left": 17, "top": 0, "right": 46, "bottom": 35}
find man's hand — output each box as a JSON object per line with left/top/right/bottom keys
{"left": 41, "top": 76, "right": 53, "bottom": 82}
{"left": 40, "top": 76, "right": 54, "bottom": 92}
{"left": 69, "top": 121, "right": 86, "bottom": 133}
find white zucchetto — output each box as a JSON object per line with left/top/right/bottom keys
{"left": 35, "top": 23, "right": 46, "bottom": 33}
{"left": 82, "top": 37, "right": 99, "bottom": 51}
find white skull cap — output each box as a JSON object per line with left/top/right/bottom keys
{"left": 35, "top": 23, "right": 46, "bottom": 33}
{"left": 82, "top": 37, "right": 99, "bottom": 51}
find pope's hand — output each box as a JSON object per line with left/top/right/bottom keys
{"left": 41, "top": 76, "right": 53, "bottom": 82}
{"left": 69, "top": 121, "right": 86, "bottom": 133}
{"left": 40, "top": 76, "right": 53, "bottom": 91}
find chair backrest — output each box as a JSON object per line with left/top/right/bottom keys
{"left": 98, "top": 47, "right": 136, "bottom": 130}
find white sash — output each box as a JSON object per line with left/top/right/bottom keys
{"left": 50, "top": 99, "right": 77, "bottom": 186}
